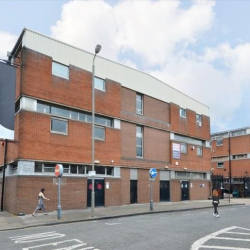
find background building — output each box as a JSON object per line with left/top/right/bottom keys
{"left": 211, "top": 127, "right": 250, "bottom": 198}
{"left": 0, "top": 29, "right": 211, "bottom": 214}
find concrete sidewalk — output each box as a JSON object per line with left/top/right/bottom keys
{"left": 0, "top": 198, "right": 248, "bottom": 232}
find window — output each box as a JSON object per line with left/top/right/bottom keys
{"left": 95, "top": 166, "right": 105, "bottom": 175}
{"left": 233, "top": 154, "right": 248, "bottom": 160}
{"left": 36, "top": 101, "right": 114, "bottom": 128}
{"left": 44, "top": 163, "right": 55, "bottom": 172}
{"left": 71, "top": 165, "right": 78, "bottom": 174}
{"left": 94, "top": 77, "right": 105, "bottom": 91}
{"left": 35, "top": 163, "right": 43, "bottom": 172}
{"left": 37, "top": 102, "right": 50, "bottom": 114}
{"left": 181, "top": 143, "right": 187, "bottom": 154}
{"left": 216, "top": 138, "right": 223, "bottom": 146}
{"left": 232, "top": 130, "right": 246, "bottom": 137}
{"left": 136, "top": 93, "right": 143, "bottom": 115}
{"left": 52, "top": 61, "right": 69, "bottom": 79}
{"left": 95, "top": 126, "right": 105, "bottom": 140}
{"left": 180, "top": 108, "right": 186, "bottom": 118}
{"left": 197, "top": 146, "right": 202, "bottom": 156}
{"left": 217, "top": 162, "right": 224, "bottom": 168}
{"left": 63, "top": 165, "right": 70, "bottom": 174}
{"left": 51, "top": 118, "right": 68, "bottom": 134}
{"left": 15, "top": 99, "right": 20, "bottom": 114}
{"left": 51, "top": 106, "right": 70, "bottom": 118}
{"left": 196, "top": 114, "right": 202, "bottom": 126}
{"left": 136, "top": 126, "right": 143, "bottom": 158}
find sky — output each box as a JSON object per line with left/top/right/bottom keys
{"left": 0, "top": 0, "right": 250, "bottom": 134}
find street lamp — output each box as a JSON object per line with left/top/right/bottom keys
{"left": 91, "top": 44, "right": 102, "bottom": 217}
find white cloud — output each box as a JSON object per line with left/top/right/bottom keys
{"left": 51, "top": 0, "right": 215, "bottom": 65}
{"left": 50, "top": 0, "right": 250, "bottom": 132}
{"left": 0, "top": 31, "right": 18, "bottom": 59}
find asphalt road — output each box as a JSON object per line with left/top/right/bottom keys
{"left": 0, "top": 205, "right": 250, "bottom": 250}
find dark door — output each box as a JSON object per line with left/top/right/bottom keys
{"left": 181, "top": 181, "right": 189, "bottom": 201}
{"left": 87, "top": 179, "right": 104, "bottom": 207}
{"left": 130, "top": 180, "right": 137, "bottom": 204}
{"left": 160, "top": 181, "right": 170, "bottom": 202}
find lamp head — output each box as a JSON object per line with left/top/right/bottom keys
{"left": 95, "top": 44, "right": 102, "bottom": 54}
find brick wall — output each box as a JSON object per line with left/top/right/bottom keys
{"left": 120, "top": 168, "right": 130, "bottom": 205}
{"left": 170, "top": 103, "right": 210, "bottom": 140}
{"left": 3, "top": 176, "right": 87, "bottom": 214}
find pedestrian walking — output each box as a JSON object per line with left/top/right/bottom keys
{"left": 32, "top": 188, "right": 50, "bottom": 217}
{"left": 212, "top": 189, "right": 220, "bottom": 218}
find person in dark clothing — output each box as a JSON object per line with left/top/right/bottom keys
{"left": 32, "top": 188, "right": 50, "bottom": 217}
{"left": 212, "top": 189, "right": 220, "bottom": 218}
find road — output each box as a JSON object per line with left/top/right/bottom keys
{"left": 0, "top": 205, "right": 250, "bottom": 250}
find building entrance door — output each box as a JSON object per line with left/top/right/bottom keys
{"left": 87, "top": 179, "right": 104, "bottom": 207}
{"left": 181, "top": 181, "right": 189, "bottom": 201}
{"left": 160, "top": 181, "right": 170, "bottom": 201}
{"left": 130, "top": 180, "right": 137, "bottom": 204}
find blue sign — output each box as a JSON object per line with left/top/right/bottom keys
{"left": 149, "top": 168, "right": 157, "bottom": 178}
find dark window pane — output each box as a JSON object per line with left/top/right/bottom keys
{"left": 137, "top": 137, "right": 142, "bottom": 146}
{"left": 35, "top": 163, "right": 42, "bottom": 172}
{"left": 106, "top": 119, "right": 112, "bottom": 127}
{"left": 95, "top": 166, "right": 105, "bottom": 174}
{"left": 51, "top": 106, "right": 70, "bottom": 118}
{"left": 107, "top": 167, "right": 113, "bottom": 175}
{"left": 86, "top": 165, "right": 92, "bottom": 173}
{"left": 95, "top": 127, "right": 105, "bottom": 140}
{"left": 87, "top": 114, "right": 92, "bottom": 122}
{"left": 78, "top": 165, "right": 85, "bottom": 174}
{"left": 136, "top": 146, "right": 142, "bottom": 157}
{"left": 51, "top": 119, "right": 68, "bottom": 134}
{"left": 63, "top": 164, "right": 70, "bottom": 173}
{"left": 71, "top": 111, "right": 78, "bottom": 120}
{"left": 71, "top": 165, "right": 77, "bottom": 174}
{"left": 79, "top": 113, "right": 86, "bottom": 121}
{"left": 95, "top": 116, "right": 106, "bottom": 126}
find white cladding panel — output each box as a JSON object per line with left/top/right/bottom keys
{"left": 22, "top": 30, "right": 209, "bottom": 115}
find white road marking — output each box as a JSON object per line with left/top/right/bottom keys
{"left": 105, "top": 223, "right": 121, "bottom": 226}
{"left": 191, "top": 226, "right": 250, "bottom": 250}
{"left": 225, "top": 232, "right": 250, "bottom": 236}
{"left": 10, "top": 232, "right": 65, "bottom": 243}
{"left": 213, "top": 236, "right": 250, "bottom": 242}
{"left": 199, "top": 246, "right": 250, "bottom": 249}
{"left": 22, "top": 239, "right": 84, "bottom": 250}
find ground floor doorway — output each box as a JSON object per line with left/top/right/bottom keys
{"left": 87, "top": 179, "right": 104, "bottom": 207}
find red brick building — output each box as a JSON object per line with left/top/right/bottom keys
{"left": 0, "top": 29, "right": 211, "bottom": 214}
{"left": 211, "top": 127, "right": 250, "bottom": 197}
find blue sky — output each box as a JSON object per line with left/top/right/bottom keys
{"left": 0, "top": 0, "right": 250, "bottom": 134}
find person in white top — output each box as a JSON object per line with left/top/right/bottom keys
{"left": 32, "top": 188, "right": 50, "bottom": 216}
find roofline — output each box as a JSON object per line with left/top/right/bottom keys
{"left": 11, "top": 28, "right": 209, "bottom": 109}
{"left": 211, "top": 126, "right": 250, "bottom": 136}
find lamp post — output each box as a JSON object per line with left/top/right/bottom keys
{"left": 228, "top": 132, "right": 231, "bottom": 203}
{"left": 91, "top": 44, "right": 102, "bottom": 217}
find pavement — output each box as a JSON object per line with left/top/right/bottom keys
{"left": 0, "top": 198, "right": 249, "bottom": 232}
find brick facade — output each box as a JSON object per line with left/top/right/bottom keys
{"left": 0, "top": 33, "right": 211, "bottom": 214}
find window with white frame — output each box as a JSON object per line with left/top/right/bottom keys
{"left": 35, "top": 163, "right": 114, "bottom": 176}
{"left": 181, "top": 143, "right": 187, "bottom": 154}
{"left": 136, "top": 125, "right": 143, "bottom": 158}
{"left": 233, "top": 154, "right": 248, "bottom": 160}
{"left": 196, "top": 114, "right": 202, "bottom": 126}
{"left": 180, "top": 108, "right": 186, "bottom": 118}
{"left": 217, "top": 162, "right": 224, "bottom": 168}
{"left": 94, "top": 126, "right": 105, "bottom": 140}
{"left": 136, "top": 93, "right": 143, "bottom": 115}
{"left": 232, "top": 130, "right": 246, "bottom": 137}
{"left": 52, "top": 61, "right": 69, "bottom": 79}
{"left": 197, "top": 146, "right": 202, "bottom": 156}
{"left": 94, "top": 77, "right": 105, "bottom": 91}
{"left": 51, "top": 118, "right": 68, "bottom": 135}
{"left": 216, "top": 137, "right": 223, "bottom": 146}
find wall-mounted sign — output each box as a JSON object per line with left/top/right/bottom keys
{"left": 173, "top": 143, "right": 180, "bottom": 159}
